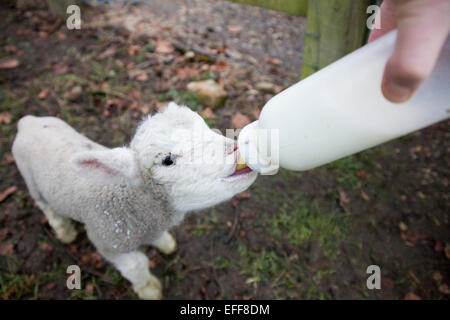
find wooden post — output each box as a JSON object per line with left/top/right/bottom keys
{"left": 301, "top": 0, "right": 371, "bottom": 79}
{"left": 231, "top": 0, "right": 308, "bottom": 17}
{"left": 46, "top": 0, "right": 77, "bottom": 17}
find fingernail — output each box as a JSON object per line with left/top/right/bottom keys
{"left": 382, "top": 78, "right": 415, "bottom": 103}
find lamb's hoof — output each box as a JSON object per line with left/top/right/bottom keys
{"left": 134, "top": 276, "right": 162, "bottom": 300}
{"left": 55, "top": 225, "right": 78, "bottom": 244}
{"left": 153, "top": 232, "right": 177, "bottom": 255}
{"left": 160, "top": 234, "right": 177, "bottom": 255}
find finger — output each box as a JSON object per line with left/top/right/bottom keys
{"left": 382, "top": 0, "right": 450, "bottom": 103}
{"left": 368, "top": 0, "right": 397, "bottom": 42}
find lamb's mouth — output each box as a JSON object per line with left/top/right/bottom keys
{"left": 227, "top": 165, "right": 252, "bottom": 178}
{"left": 226, "top": 151, "right": 253, "bottom": 178}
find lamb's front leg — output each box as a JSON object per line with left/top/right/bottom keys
{"left": 150, "top": 231, "right": 177, "bottom": 255}
{"left": 36, "top": 201, "right": 77, "bottom": 244}
{"left": 101, "top": 250, "right": 162, "bottom": 300}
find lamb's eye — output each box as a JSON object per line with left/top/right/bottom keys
{"left": 162, "top": 155, "right": 174, "bottom": 166}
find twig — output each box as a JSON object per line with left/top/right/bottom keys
{"left": 225, "top": 206, "right": 239, "bottom": 243}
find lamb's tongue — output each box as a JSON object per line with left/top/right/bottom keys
{"left": 236, "top": 152, "right": 248, "bottom": 171}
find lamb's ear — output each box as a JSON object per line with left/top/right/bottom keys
{"left": 70, "top": 148, "right": 140, "bottom": 184}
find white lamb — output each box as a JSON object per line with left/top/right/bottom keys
{"left": 12, "top": 102, "right": 257, "bottom": 299}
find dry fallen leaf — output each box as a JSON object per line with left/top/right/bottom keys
{"left": 200, "top": 107, "right": 216, "bottom": 119}
{"left": 0, "top": 228, "right": 9, "bottom": 241}
{"left": 155, "top": 39, "right": 174, "bottom": 54}
{"left": 128, "top": 45, "right": 141, "bottom": 56}
{"left": 434, "top": 240, "right": 444, "bottom": 252}
{"left": 252, "top": 106, "right": 261, "bottom": 119}
{"left": 57, "top": 32, "right": 67, "bottom": 40}
{"left": 232, "top": 112, "right": 250, "bottom": 129}
{"left": 64, "top": 86, "right": 83, "bottom": 101}
{"left": 40, "top": 242, "right": 54, "bottom": 253}
{"left": 156, "top": 101, "right": 169, "bottom": 112}
{"left": 360, "top": 190, "right": 371, "bottom": 202}
{"left": 148, "top": 259, "right": 157, "bottom": 269}
{"left": 398, "top": 222, "right": 408, "bottom": 231}
{"left": 400, "top": 232, "right": 416, "bottom": 246}
{"left": 4, "top": 45, "right": 17, "bottom": 53}
{"left": 44, "top": 282, "right": 56, "bottom": 290}
{"left": 338, "top": 188, "right": 350, "bottom": 205}
{"left": 445, "top": 243, "right": 450, "bottom": 259}
{"left": 0, "top": 59, "right": 19, "bottom": 69}
{"left": 37, "top": 88, "right": 51, "bottom": 99}
{"left": 53, "top": 64, "right": 68, "bottom": 74}
{"left": 0, "top": 112, "right": 11, "bottom": 124}
{"left": 136, "top": 72, "right": 148, "bottom": 81}
{"left": 438, "top": 284, "right": 450, "bottom": 294}
{"left": 403, "top": 292, "right": 421, "bottom": 300}
{"left": 381, "top": 278, "right": 395, "bottom": 288}
{"left": 128, "top": 69, "right": 148, "bottom": 81}
{"left": 81, "top": 252, "right": 104, "bottom": 269}
{"left": 432, "top": 271, "right": 443, "bottom": 282}
{"left": 264, "top": 55, "right": 282, "bottom": 65}
{"left": 17, "top": 28, "right": 31, "bottom": 36}
{"left": 236, "top": 191, "right": 251, "bottom": 200}
{"left": 227, "top": 25, "right": 242, "bottom": 33}
{"left": 99, "top": 46, "right": 117, "bottom": 59}
{"left": 86, "top": 283, "right": 95, "bottom": 295}
{"left": 215, "top": 60, "right": 228, "bottom": 71}
{"left": 0, "top": 243, "right": 14, "bottom": 256}
{"left": 1, "top": 155, "right": 14, "bottom": 165}
{"left": 139, "top": 103, "right": 152, "bottom": 115}
{"left": 0, "top": 186, "right": 17, "bottom": 203}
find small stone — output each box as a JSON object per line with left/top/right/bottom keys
{"left": 184, "top": 51, "right": 195, "bottom": 59}
{"left": 65, "top": 86, "right": 82, "bottom": 101}
{"left": 187, "top": 79, "right": 227, "bottom": 109}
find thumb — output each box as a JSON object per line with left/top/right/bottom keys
{"left": 382, "top": 0, "right": 450, "bottom": 103}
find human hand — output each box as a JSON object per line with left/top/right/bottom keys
{"left": 368, "top": 0, "right": 450, "bottom": 103}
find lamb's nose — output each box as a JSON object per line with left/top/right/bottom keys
{"left": 227, "top": 144, "right": 238, "bottom": 155}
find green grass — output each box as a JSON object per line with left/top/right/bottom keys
{"left": 325, "top": 155, "right": 362, "bottom": 190}
{"left": 189, "top": 208, "right": 219, "bottom": 237}
{"left": 158, "top": 89, "right": 203, "bottom": 111}
{"left": 239, "top": 172, "right": 354, "bottom": 298}
{"left": 237, "top": 247, "right": 285, "bottom": 285}
{"left": 323, "top": 146, "right": 390, "bottom": 190}
{"left": 266, "top": 202, "right": 351, "bottom": 255}
{"left": 201, "top": 114, "right": 218, "bottom": 128}
{"left": 0, "top": 259, "right": 66, "bottom": 299}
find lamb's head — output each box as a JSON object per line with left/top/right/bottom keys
{"left": 128, "top": 102, "right": 257, "bottom": 212}
{"left": 70, "top": 103, "right": 256, "bottom": 212}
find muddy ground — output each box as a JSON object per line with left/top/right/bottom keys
{"left": 0, "top": 0, "right": 448, "bottom": 300}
